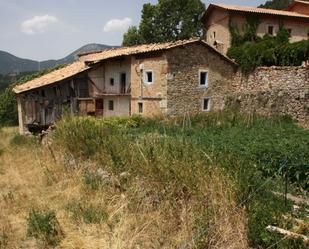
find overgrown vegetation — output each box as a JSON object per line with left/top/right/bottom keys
{"left": 53, "top": 113, "right": 309, "bottom": 248}
{"left": 27, "top": 209, "right": 64, "bottom": 247}
{"left": 227, "top": 17, "right": 309, "bottom": 73}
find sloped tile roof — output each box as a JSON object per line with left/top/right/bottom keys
{"left": 79, "top": 38, "right": 201, "bottom": 62}
{"left": 293, "top": 0, "right": 309, "bottom": 5}
{"left": 13, "top": 39, "right": 236, "bottom": 94}
{"left": 203, "top": 3, "right": 309, "bottom": 21}
{"left": 13, "top": 61, "right": 90, "bottom": 94}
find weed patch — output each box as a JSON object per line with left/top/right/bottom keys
{"left": 27, "top": 209, "right": 63, "bottom": 247}
{"left": 67, "top": 201, "right": 108, "bottom": 224}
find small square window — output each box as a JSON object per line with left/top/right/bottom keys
{"left": 138, "top": 102, "right": 143, "bottom": 113}
{"left": 110, "top": 78, "right": 114, "bottom": 86}
{"left": 202, "top": 98, "right": 210, "bottom": 112}
{"left": 144, "top": 70, "right": 153, "bottom": 84}
{"left": 268, "top": 26, "right": 274, "bottom": 35}
{"left": 108, "top": 100, "right": 114, "bottom": 111}
{"left": 199, "top": 71, "right": 208, "bottom": 87}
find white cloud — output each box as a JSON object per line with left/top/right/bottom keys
{"left": 21, "top": 15, "right": 58, "bottom": 35}
{"left": 103, "top": 17, "right": 132, "bottom": 32}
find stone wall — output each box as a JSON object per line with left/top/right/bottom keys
{"left": 166, "top": 43, "right": 238, "bottom": 116}
{"left": 228, "top": 66, "right": 309, "bottom": 122}
{"left": 130, "top": 52, "right": 168, "bottom": 117}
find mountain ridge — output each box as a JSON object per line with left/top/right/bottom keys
{"left": 0, "top": 43, "right": 115, "bottom": 75}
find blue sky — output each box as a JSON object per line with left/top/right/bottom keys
{"left": 0, "top": 0, "right": 265, "bottom": 61}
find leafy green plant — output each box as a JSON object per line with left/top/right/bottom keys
{"left": 228, "top": 26, "right": 309, "bottom": 73}
{"left": 27, "top": 209, "right": 63, "bottom": 246}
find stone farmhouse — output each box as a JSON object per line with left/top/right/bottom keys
{"left": 203, "top": 1, "right": 309, "bottom": 54}
{"left": 13, "top": 39, "right": 238, "bottom": 134}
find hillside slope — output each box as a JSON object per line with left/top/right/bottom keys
{"left": 0, "top": 43, "right": 114, "bottom": 75}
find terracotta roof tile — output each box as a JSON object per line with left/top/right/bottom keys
{"left": 13, "top": 39, "right": 236, "bottom": 94}
{"left": 79, "top": 38, "right": 202, "bottom": 63}
{"left": 13, "top": 61, "right": 90, "bottom": 94}
{"left": 206, "top": 3, "right": 309, "bottom": 19}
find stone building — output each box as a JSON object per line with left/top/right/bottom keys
{"left": 13, "top": 39, "right": 237, "bottom": 134}
{"left": 202, "top": 1, "right": 309, "bottom": 54}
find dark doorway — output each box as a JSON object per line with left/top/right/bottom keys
{"left": 95, "top": 99, "right": 104, "bottom": 116}
{"left": 120, "top": 73, "right": 126, "bottom": 94}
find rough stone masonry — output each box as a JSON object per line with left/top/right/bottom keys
{"left": 226, "top": 66, "right": 309, "bottom": 123}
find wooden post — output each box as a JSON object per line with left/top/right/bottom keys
{"left": 17, "top": 95, "right": 25, "bottom": 134}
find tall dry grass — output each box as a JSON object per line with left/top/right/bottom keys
{"left": 0, "top": 125, "right": 249, "bottom": 249}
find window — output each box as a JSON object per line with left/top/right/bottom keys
{"left": 199, "top": 70, "right": 208, "bottom": 87}
{"left": 202, "top": 98, "right": 210, "bottom": 112}
{"left": 268, "top": 26, "right": 274, "bottom": 35}
{"left": 108, "top": 100, "right": 114, "bottom": 111}
{"left": 144, "top": 70, "right": 154, "bottom": 84}
{"left": 138, "top": 102, "right": 143, "bottom": 113}
{"left": 78, "top": 80, "right": 89, "bottom": 98}
{"left": 213, "top": 31, "right": 216, "bottom": 39}
{"left": 110, "top": 78, "right": 114, "bottom": 86}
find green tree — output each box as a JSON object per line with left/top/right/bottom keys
{"left": 122, "top": 26, "right": 141, "bottom": 46}
{"left": 0, "top": 85, "right": 18, "bottom": 126}
{"left": 122, "top": 0, "right": 205, "bottom": 46}
{"left": 259, "top": 0, "right": 293, "bottom": 10}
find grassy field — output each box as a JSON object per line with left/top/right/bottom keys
{"left": 0, "top": 112, "right": 308, "bottom": 249}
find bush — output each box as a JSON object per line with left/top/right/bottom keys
{"left": 83, "top": 170, "right": 105, "bottom": 190}
{"left": 67, "top": 201, "right": 108, "bottom": 224}
{"left": 27, "top": 209, "right": 63, "bottom": 246}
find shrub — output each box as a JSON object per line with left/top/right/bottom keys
{"left": 27, "top": 209, "right": 63, "bottom": 246}
{"left": 67, "top": 201, "right": 108, "bottom": 224}
{"left": 83, "top": 170, "right": 105, "bottom": 190}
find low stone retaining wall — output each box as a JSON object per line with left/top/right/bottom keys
{"left": 227, "top": 66, "right": 309, "bottom": 123}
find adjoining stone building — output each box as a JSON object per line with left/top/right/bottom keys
{"left": 202, "top": 1, "right": 309, "bottom": 54}
{"left": 13, "top": 39, "right": 238, "bottom": 134}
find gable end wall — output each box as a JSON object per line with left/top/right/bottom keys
{"left": 166, "top": 43, "right": 238, "bottom": 116}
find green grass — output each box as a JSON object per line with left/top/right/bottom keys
{"left": 66, "top": 200, "right": 108, "bottom": 224}
{"left": 27, "top": 209, "right": 63, "bottom": 246}
{"left": 54, "top": 112, "right": 309, "bottom": 248}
